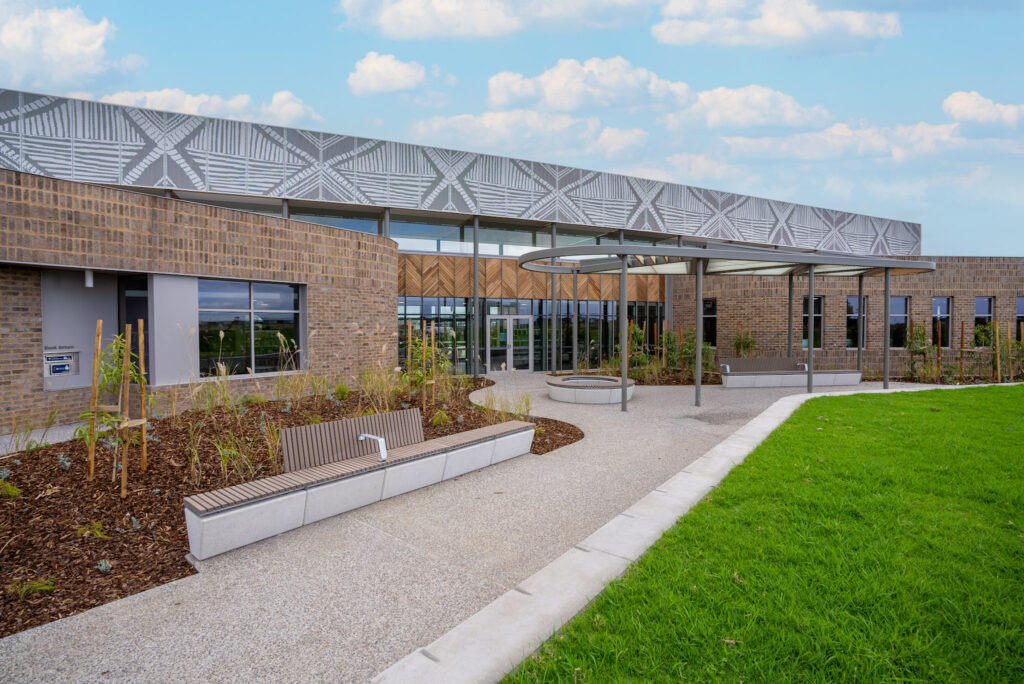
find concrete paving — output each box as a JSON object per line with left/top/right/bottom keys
{"left": 0, "top": 374, "right": 924, "bottom": 683}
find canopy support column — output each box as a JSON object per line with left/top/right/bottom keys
{"left": 787, "top": 273, "right": 794, "bottom": 358}
{"left": 883, "top": 267, "right": 891, "bottom": 389}
{"left": 550, "top": 224, "right": 557, "bottom": 374}
{"left": 695, "top": 258, "right": 704, "bottom": 407}
{"left": 619, "top": 255, "right": 628, "bottom": 412}
{"left": 807, "top": 265, "right": 815, "bottom": 393}
{"left": 857, "top": 274, "right": 864, "bottom": 372}
{"left": 472, "top": 216, "right": 479, "bottom": 377}
{"left": 572, "top": 270, "right": 579, "bottom": 374}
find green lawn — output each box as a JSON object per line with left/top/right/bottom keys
{"left": 507, "top": 386, "right": 1024, "bottom": 682}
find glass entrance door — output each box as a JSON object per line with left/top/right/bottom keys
{"left": 486, "top": 315, "right": 533, "bottom": 371}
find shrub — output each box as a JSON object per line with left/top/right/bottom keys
{"left": 6, "top": 577, "right": 55, "bottom": 599}
{"left": 0, "top": 479, "right": 21, "bottom": 499}
{"left": 430, "top": 409, "right": 452, "bottom": 427}
{"left": 76, "top": 521, "right": 110, "bottom": 539}
{"left": 733, "top": 330, "right": 756, "bottom": 358}
{"left": 334, "top": 382, "right": 351, "bottom": 400}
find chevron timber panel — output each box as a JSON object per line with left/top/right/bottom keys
{"left": 0, "top": 89, "right": 921, "bottom": 257}
{"left": 439, "top": 255, "right": 455, "bottom": 296}
{"left": 405, "top": 254, "right": 422, "bottom": 296}
{"left": 422, "top": 255, "right": 439, "bottom": 296}
{"left": 454, "top": 256, "right": 472, "bottom": 297}
{"left": 484, "top": 259, "right": 501, "bottom": 298}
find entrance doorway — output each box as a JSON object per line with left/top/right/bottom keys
{"left": 486, "top": 315, "right": 533, "bottom": 371}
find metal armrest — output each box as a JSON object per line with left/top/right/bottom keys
{"left": 358, "top": 433, "right": 388, "bottom": 462}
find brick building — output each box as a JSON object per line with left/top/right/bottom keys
{"left": 0, "top": 88, "right": 1021, "bottom": 429}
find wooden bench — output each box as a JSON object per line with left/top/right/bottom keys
{"left": 718, "top": 357, "right": 861, "bottom": 388}
{"left": 184, "top": 409, "right": 535, "bottom": 560}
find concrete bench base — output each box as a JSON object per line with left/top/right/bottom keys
{"left": 185, "top": 428, "right": 534, "bottom": 561}
{"left": 722, "top": 371, "right": 862, "bottom": 388}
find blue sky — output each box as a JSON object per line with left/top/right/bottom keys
{"left": 1, "top": 0, "right": 1022, "bottom": 255}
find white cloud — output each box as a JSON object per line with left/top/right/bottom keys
{"left": 488, "top": 56, "right": 689, "bottom": 110}
{"left": 258, "top": 91, "right": 322, "bottom": 125}
{"left": 337, "top": 0, "right": 656, "bottom": 39}
{"left": 943, "top": 91, "right": 1024, "bottom": 128}
{"left": 338, "top": 0, "right": 523, "bottom": 38}
{"left": 413, "top": 108, "right": 644, "bottom": 159}
{"left": 0, "top": 3, "right": 143, "bottom": 88}
{"left": 666, "top": 152, "right": 738, "bottom": 180}
{"left": 652, "top": 0, "right": 901, "bottom": 49}
{"left": 99, "top": 88, "right": 321, "bottom": 125}
{"left": 661, "top": 84, "right": 829, "bottom": 128}
{"left": 588, "top": 126, "right": 649, "bottom": 158}
{"left": 724, "top": 121, "right": 964, "bottom": 161}
{"left": 348, "top": 51, "right": 427, "bottom": 95}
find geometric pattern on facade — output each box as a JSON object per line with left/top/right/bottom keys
{"left": 0, "top": 89, "right": 922, "bottom": 256}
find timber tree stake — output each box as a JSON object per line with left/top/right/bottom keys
{"left": 86, "top": 319, "right": 102, "bottom": 482}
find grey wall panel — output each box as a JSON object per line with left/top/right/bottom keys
{"left": 149, "top": 274, "right": 199, "bottom": 387}
{"left": 41, "top": 269, "right": 118, "bottom": 391}
{"left": 0, "top": 89, "right": 922, "bottom": 256}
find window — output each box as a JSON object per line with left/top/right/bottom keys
{"left": 846, "top": 296, "right": 866, "bottom": 348}
{"left": 1018, "top": 297, "right": 1024, "bottom": 342}
{"left": 198, "top": 279, "right": 301, "bottom": 377}
{"left": 974, "top": 297, "right": 993, "bottom": 346}
{"left": 391, "top": 219, "right": 469, "bottom": 254}
{"left": 932, "top": 297, "right": 951, "bottom": 347}
{"left": 478, "top": 224, "right": 551, "bottom": 257}
{"left": 802, "top": 296, "right": 822, "bottom": 349}
{"left": 889, "top": 296, "right": 909, "bottom": 348}
{"left": 289, "top": 207, "right": 379, "bottom": 234}
{"left": 702, "top": 298, "right": 717, "bottom": 346}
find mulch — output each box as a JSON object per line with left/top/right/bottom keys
{"left": 0, "top": 377, "right": 581, "bottom": 638}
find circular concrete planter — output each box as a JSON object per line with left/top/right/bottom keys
{"left": 546, "top": 375, "right": 635, "bottom": 404}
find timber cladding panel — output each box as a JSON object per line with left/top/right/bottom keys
{"left": 399, "top": 254, "right": 665, "bottom": 302}
{"left": 670, "top": 256, "right": 1024, "bottom": 377}
{"left": 0, "top": 169, "right": 397, "bottom": 430}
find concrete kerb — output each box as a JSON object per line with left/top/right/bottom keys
{"left": 373, "top": 382, "right": 1017, "bottom": 684}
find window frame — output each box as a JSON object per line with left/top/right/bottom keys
{"left": 888, "top": 296, "right": 909, "bottom": 349}
{"left": 197, "top": 279, "right": 302, "bottom": 377}
{"left": 702, "top": 298, "right": 717, "bottom": 347}
{"left": 931, "top": 296, "right": 952, "bottom": 348}
{"left": 802, "top": 295, "right": 823, "bottom": 350}
{"left": 845, "top": 295, "right": 866, "bottom": 349}
{"left": 1017, "top": 297, "right": 1024, "bottom": 342}
{"left": 974, "top": 296, "right": 994, "bottom": 347}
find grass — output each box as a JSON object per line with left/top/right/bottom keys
{"left": 507, "top": 385, "right": 1024, "bottom": 682}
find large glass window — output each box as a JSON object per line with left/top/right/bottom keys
{"left": 198, "top": 279, "right": 301, "bottom": 376}
{"left": 289, "top": 207, "right": 379, "bottom": 234}
{"left": 478, "top": 224, "right": 551, "bottom": 257}
{"left": 703, "top": 298, "right": 717, "bottom": 347}
{"left": 889, "top": 296, "right": 909, "bottom": 348}
{"left": 802, "top": 296, "right": 822, "bottom": 349}
{"left": 846, "top": 296, "right": 866, "bottom": 348}
{"left": 391, "top": 219, "right": 469, "bottom": 254}
{"left": 1017, "top": 297, "right": 1024, "bottom": 342}
{"left": 932, "top": 297, "right": 951, "bottom": 348}
{"left": 974, "top": 297, "right": 993, "bottom": 346}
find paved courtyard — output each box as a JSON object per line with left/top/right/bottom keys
{"left": 0, "top": 374, "right": 921, "bottom": 683}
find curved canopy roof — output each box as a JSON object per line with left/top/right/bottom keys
{"left": 517, "top": 238, "right": 935, "bottom": 278}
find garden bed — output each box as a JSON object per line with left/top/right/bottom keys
{"left": 0, "top": 377, "right": 582, "bottom": 638}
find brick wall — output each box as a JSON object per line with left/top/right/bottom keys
{"left": 0, "top": 169, "right": 397, "bottom": 430}
{"left": 672, "top": 257, "right": 1024, "bottom": 378}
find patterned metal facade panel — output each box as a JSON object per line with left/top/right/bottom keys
{"left": 0, "top": 89, "right": 922, "bottom": 256}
